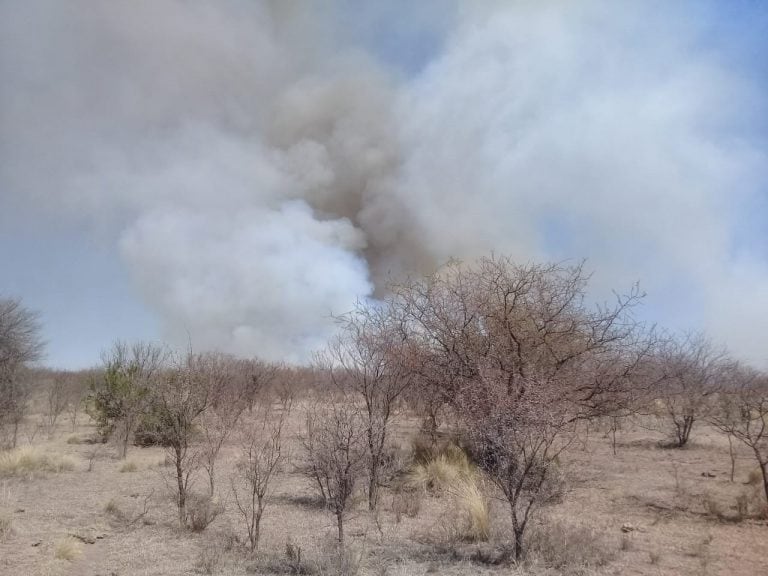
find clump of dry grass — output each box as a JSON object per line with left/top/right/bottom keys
{"left": 525, "top": 519, "right": 615, "bottom": 571}
{"left": 104, "top": 498, "right": 121, "bottom": 516}
{"left": 409, "top": 444, "right": 474, "bottom": 494}
{"left": 66, "top": 435, "right": 81, "bottom": 445}
{"left": 0, "top": 446, "right": 76, "bottom": 478}
{"left": 0, "top": 511, "right": 12, "bottom": 541}
{"left": 54, "top": 536, "right": 82, "bottom": 561}
{"left": 409, "top": 444, "right": 490, "bottom": 542}
{"left": 746, "top": 468, "right": 762, "bottom": 486}
{"left": 450, "top": 477, "right": 490, "bottom": 542}
{"left": 119, "top": 460, "right": 138, "bottom": 473}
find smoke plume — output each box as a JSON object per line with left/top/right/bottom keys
{"left": 1, "top": 1, "right": 766, "bottom": 364}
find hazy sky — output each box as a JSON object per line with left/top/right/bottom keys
{"left": 1, "top": 1, "right": 767, "bottom": 369}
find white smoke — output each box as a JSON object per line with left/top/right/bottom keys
{"left": 1, "top": 1, "right": 766, "bottom": 365}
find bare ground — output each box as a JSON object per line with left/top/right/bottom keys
{"left": 1, "top": 408, "right": 766, "bottom": 576}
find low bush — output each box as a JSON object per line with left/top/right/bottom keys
{"left": 186, "top": 493, "right": 224, "bottom": 532}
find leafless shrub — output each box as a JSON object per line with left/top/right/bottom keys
{"left": 198, "top": 353, "right": 251, "bottom": 497}
{"left": 104, "top": 491, "right": 154, "bottom": 527}
{"left": 650, "top": 334, "right": 734, "bottom": 448}
{"left": 301, "top": 402, "right": 367, "bottom": 542}
{"left": 154, "top": 351, "right": 213, "bottom": 528}
{"left": 709, "top": 369, "right": 768, "bottom": 513}
{"left": 0, "top": 298, "right": 43, "bottom": 450}
{"left": 232, "top": 406, "right": 289, "bottom": 552}
{"left": 85, "top": 442, "right": 106, "bottom": 472}
{"left": 320, "top": 298, "right": 413, "bottom": 511}
{"left": 525, "top": 519, "right": 615, "bottom": 571}
{"left": 391, "top": 256, "right": 655, "bottom": 559}
{"left": 186, "top": 493, "right": 224, "bottom": 532}
{"left": 42, "top": 372, "right": 71, "bottom": 436}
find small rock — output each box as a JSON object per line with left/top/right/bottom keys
{"left": 31, "top": 540, "right": 42, "bottom": 547}
{"left": 621, "top": 523, "right": 636, "bottom": 533}
{"left": 701, "top": 472, "right": 716, "bottom": 478}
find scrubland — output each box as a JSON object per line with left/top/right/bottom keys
{"left": 0, "top": 402, "right": 765, "bottom": 576}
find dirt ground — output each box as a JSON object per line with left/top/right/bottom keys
{"left": 0, "top": 405, "right": 766, "bottom": 576}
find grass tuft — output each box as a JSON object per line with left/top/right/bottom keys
{"left": 0, "top": 511, "right": 12, "bottom": 541}
{"left": 409, "top": 444, "right": 474, "bottom": 493}
{"left": 54, "top": 536, "right": 82, "bottom": 561}
{"left": 0, "top": 447, "right": 76, "bottom": 478}
{"left": 119, "top": 460, "right": 138, "bottom": 473}
{"left": 451, "top": 477, "right": 490, "bottom": 542}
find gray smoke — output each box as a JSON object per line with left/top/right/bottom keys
{"left": 1, "top": 1, "right": 766, "bottom": 364}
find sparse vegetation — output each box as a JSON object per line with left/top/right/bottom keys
{"left": 1, "top": 255, "right": 768, "bottom": 575}
{"left": 0, "top": 446, "right": 75, "bottom": 477}
{"left": 54, "top": 536, "right": 82, "bottom": 561}
{"left": 0, "top": 510, "right": 12, "bottom": 540}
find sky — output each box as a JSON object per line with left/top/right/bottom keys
{"left": 1, "top": 0, "right": 767, "bottom": 370}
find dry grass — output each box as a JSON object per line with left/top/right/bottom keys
{"left": 54, "top": 536, "right": 82, "bottom": 561}
{"left": 450, "top": 476, "right": 490, "bottom": 542}
{"left": 104, "top": 498, "right": 121, "bottom": 516}
{"left": 526, "top": 518, "right": 615, "bottom": 571}
{"left": 0, "top": 446, "right": 76, "bottom": 478}
{"left": 745, "top": 467, "right": 762, "bottom": 486}
{"left": 119, "top": 460, "right": 138, "bottom": 473}
{"left": 408, "top": 444, "right": 474, "bottom": 494}
{"left": 1, "top": 407, "right": 766, "bottom": 576}
{"left": 0, "top": 511, "right": 11, "bottom": 541}
{"left": 408, "top": 444, "right": 491, "bottom": 543}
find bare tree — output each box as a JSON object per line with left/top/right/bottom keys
{"left": 43, "top": 371, "right": 71, "bottom": 436}
{"left": 154, "top": 351, "right": 213, "bottom": 528}
{"left": 301, "top": 401, "right": 367, "bottom": 542}
{"left": 710, "top": 369, "right": 768, "bottom": 509}
{"left": 322, "top": 300, "right": 413, "bottom": 510}
{"left": 0, "top": 298, "right": 44, "bottom": 449}
{"left": 197, "top": 353, "right": 249, "bottom": 497}
{"left": 66, "top": 369, "right": 93, "bottom": 432}
{"left": 390, "top": 255, "right": 654, "bottom": 559}
{"left": 232, "top": 406, "right": 289, "bottom": 552}
{"left": 459, "top": 371, "right": 570, "bottom": 559}
{"left": 652, "top": 334, "right": 733, "bottom": 447}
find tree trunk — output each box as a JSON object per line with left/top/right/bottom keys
{"left": 336, "top": 510, "right": 344, "bottom": 542}
{"left": 121, "top": 427, "right": 130, "bottom": 459}
{"left": 368, "top": 460, "right": 379, "bottom": 511}
{"left": 252, "top": 506, "right": 264, "bottom": 552}
{"left": 510, "top": 502, "right": 524, "bottom": 561}
{"left": 727, "top": 434, "right": 736, "bottom": 482}
{"left": 208, "top": 464, "right": 216, "bottom": 497}
{"left": 176, "top": 451, "right": 186, "bottom": 527}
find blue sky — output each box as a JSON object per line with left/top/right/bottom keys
{"left": 1, "top": 1, "right": 767, "bottom": 369}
